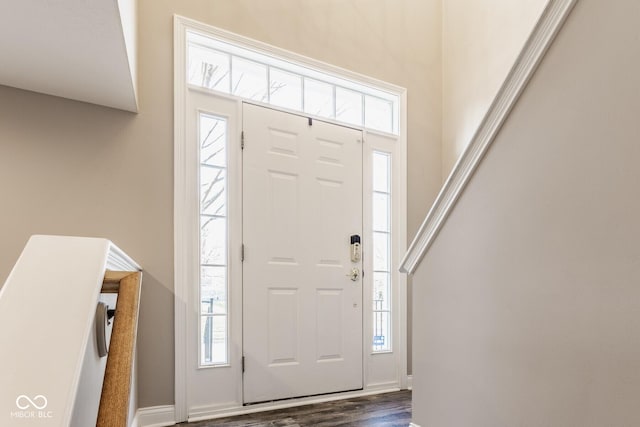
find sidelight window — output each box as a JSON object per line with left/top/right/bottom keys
{"left": 199, "top": 113, "right": 229, "bottom": 366}
{"left": 372, "top": 151, "right": 392, "bottom": 352}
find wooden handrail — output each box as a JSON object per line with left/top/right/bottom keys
{"left": 97, "top": 271, "right": 143, "bottom": 427}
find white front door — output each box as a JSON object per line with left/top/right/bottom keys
{"left": 242, "top": 103, "right": 363, "bottom": 404}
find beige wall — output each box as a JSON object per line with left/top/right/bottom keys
{"left": 0, "top": 0, "right": 441, "bottom": 407}
{"left": 201, "top": 0, "right": 443, "bottom": 240}
{"left": 413, "top": 0, "right": 640, "bottom": 425}
{"left": 442, "top": 0, "right": 547, "bottom": 179}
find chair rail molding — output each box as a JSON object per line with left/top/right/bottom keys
{"left": 400, "top": 0, "right": 578, "bottom": 274}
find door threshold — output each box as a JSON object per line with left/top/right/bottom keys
{"left": 244, "top": 387, "right": 363, "bottom": 406}
{"left": 187, "top": 386, "right": 401, "bottom": 423}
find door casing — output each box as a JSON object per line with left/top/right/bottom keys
{"left": 174, "top": 16, "right": 408, "bottom": 422}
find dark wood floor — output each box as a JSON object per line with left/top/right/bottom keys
{"left": 177, "top": 390, "right": 411, "bottom": 427}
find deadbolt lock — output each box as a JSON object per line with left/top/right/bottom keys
{"left": 346, "top": 267, "right": 360, "bottom": 282}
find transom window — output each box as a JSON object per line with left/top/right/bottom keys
{"left": 187, "top": 31, "right": 399, "bottom": 134}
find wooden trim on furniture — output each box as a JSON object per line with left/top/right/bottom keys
{"left": 97, "top": 271, "right": 143, "bottom": 427}
{"left": 101, "top": 271, "right": 134, "bottom": 293}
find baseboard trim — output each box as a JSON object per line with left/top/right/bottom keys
{"left": 409, "top": 423, "right": 422, "bottom": 427}
{"left": 366, "top": 380, "right": 402, "bottom": 393}
{"left": 406, "top": 374, "right": 413, "bottom": 390}
{"left": 135, "top": 405, "right": 176, "bottom": 427}
{"left": 136, "top": 386, "right": 406, "bottom": 425}
{"left": 188, "top": 387, "right": 401, "bottom": 422}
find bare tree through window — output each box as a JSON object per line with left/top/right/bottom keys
{"left": 199, "top": 114, "right": 229, "bottom": 365}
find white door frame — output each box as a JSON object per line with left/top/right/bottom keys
{"left": 174, "top": 15, "right": 407, "bottom": 423}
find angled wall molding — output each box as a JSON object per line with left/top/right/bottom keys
{"left": 400, "top": 0, "right": 578, "bottom": 274}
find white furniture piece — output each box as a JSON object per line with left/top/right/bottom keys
{"left": 0, "top": 235, "right": 141, "bottom": 426}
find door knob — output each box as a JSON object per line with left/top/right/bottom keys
{"left": 346, "top": 267, "right": 360, "bottom": 281}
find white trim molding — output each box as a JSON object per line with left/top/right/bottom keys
{"left": 187, "top": 387, "right": 401, "bottom": 422}
{"left": 406, "top": 374, "right": 413, "bottom": 390}
{"left": 409, "top": 423, "right": 422, "bottom": 427}
{"left": 135, "top": 405, "right": 176, "bottom": 427}
{"left": 107, "top": 241, "right": 142, "bottom": 271}
{"left": 175, "top": 14, "right": 409, "bottom": 421}
{"left": 173, "top": 14, "right": 190, "bottom": 424}
{"left": 399, "top": 0, "right": 578, "bottom": 274}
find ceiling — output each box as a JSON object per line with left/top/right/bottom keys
{"left": 0, "top": 0, "right": 137, "bottom": 112}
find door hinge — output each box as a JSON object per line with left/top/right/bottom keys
{"left": 242, "top": 356, "right": 245, "bottom": 373}
{"left": 241, "top": 131, "right": 245, "bottom": 149}
{"left": 241, "top": 244, "right": 245, "bottom": 262}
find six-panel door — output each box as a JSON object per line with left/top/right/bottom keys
{"left": 242, "top": 103, "right": 364, "bottom": 403}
